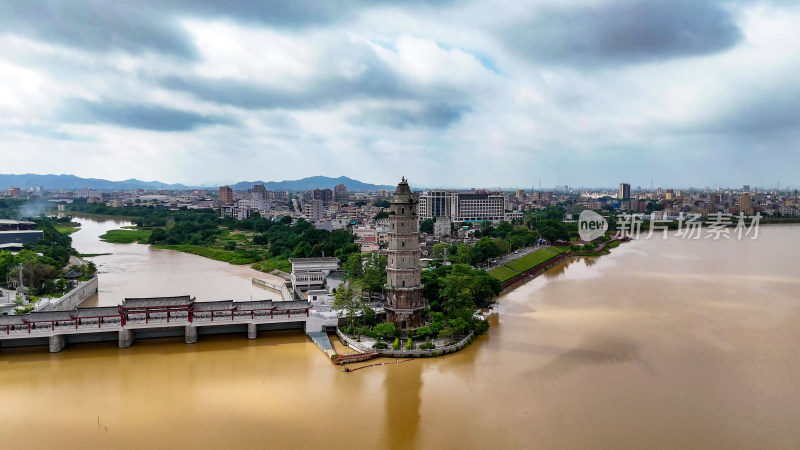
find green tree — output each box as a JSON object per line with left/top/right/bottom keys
{"left": 293, "top": 241, "right": 313, "bottom": 258}
{"left": 362, "top": 253, "right": 387, "bottom": 298}
{"left": 415, "top": 326, "right": 431, "bottom": 338}
{"left": 359, "top": 304, "right": 377, "bottom": 326}
{"left": 438, "top": 326, "right": 455, "bottom": 341}
{"left": 431, "top": 243, "right": 448, "bottom": 259}
{"left": 148, "top": 227, "right": 167, "bottom": 244}
{"left": 343, "top": 253, "right": 364, "bottom": 279}
{"left": 453, "top": 243, "right": 474, "bottom": 265}
{"left": 10, "top": 261, "right": 56, "bottom": 294}
{"left": 373, "top": 321, "right": 397, "bottom": 338}
{"left": 333, "top": 280, "right": 363, "bottom": 328}
{"left": 81, "top": 261, "right": 98, "bottom": 277}
{"left": 420, "top": 218, "right": 435, "bottom": 234}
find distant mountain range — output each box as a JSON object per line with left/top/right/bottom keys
{"left": 0, "top": 173, "right": 192, "bottom": 190}
{"left": 0, "top": 174, "right": 393, "bottom": 192}
{"left": 230, "top": 176, "right": 393, "bottom": 192}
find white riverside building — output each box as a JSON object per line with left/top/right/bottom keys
{"left": 418, "top": 190, "right": 507, "bottom": 223}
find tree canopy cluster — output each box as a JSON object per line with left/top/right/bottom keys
{"left": 0, "top": 217, "right": 95, "bottom": 303}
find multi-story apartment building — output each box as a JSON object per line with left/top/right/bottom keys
{"left": 303, "top": 199, "right": 325, "bottom": 221}
{"left": 311, "top": 189, "right": 333, "bottom": 203}
{"left": 738, "top": 193, "right": 754, "bottom": 215}
{"left": 219, "top": 185, "right": 234, "bottom": 204}
{"left": 334, "top": 183, "right": 349, "bottom": 203}
{"left": 251, "top": 184, "right": 269, "bottom": 209}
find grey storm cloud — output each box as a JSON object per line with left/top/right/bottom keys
{"left": 58, "top": 99, "right": 233, "bottom": 131}
{"left": 353, "top": 104, "right": 470, "bottom": 129}
{"left": 0, "top": 1, "right": 198, "bottom": 59}
{"left": 0, "top": 0, "right": 454, "bottom": 59}
{"left": 505, "top": 0, "right": 743, "bottom": 67}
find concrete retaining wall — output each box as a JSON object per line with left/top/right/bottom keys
{"left": 39, "top": 276, "right": 98, "bottom": 311}
{"left": 252, "top": 277, "right": 293, "bottom": 301}
{"left": 376, "top": 332, "right": 475, "bottom": 357}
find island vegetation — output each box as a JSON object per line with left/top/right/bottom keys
{"left": 66, "top": 200, "right": 359, "bottom": 274}
{"left": 0, "top": 216, "right": 96, "bottom": 313}
{"left": 335, "top": 261, "right": 499, "bottom": 351}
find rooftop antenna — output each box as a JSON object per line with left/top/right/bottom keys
{"left": 17, "top": 262, "right": 24, "bottom": 302}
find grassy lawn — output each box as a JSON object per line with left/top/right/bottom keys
{"left": 56, "top": 225, "right": 80, "bottom": 235}
{"left": 252, "top": 257, "right": 292, "bottom": 273}
{"left": 487, "top": 265, "right": 520, "bottom": 282}
{"left": 503, "top": 247, "right": 568, "bottom": 274}
{"left": 99, "top": 229, "right": 152, "bottom": 244}
{"left": 153, "top": 244, "right": 264, "bottom": 265}
{"left": 217, "top": 229, "right": 253, "bottom": 242}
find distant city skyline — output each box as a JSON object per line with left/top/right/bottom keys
{"left": 0, "top": 172, "right": 794, "bottom": 192}
{"left": 2, "top": 1, "right": 799, "bottom": 187}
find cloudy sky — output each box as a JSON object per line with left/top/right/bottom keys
{"left": 1, "top": 0, "right": 798, "bottom": 189}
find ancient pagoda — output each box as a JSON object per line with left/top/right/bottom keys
{"left": 385, "top": 177, "right": 424, "bottom": 329}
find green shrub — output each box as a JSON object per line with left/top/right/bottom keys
{"left": 373, "top": 342, "right": 389, "bottom": 349}
{"left": 414, "top": 326, "right": 431, "bottom": 337}
{"left": 364, "top": 329, "right": 378, "bottom": 339}
{"left": 392, "top": 337, "right": 400, "bottom": 350}
{"left": 420, "top": 339, "right": 435, "bottom": 350}
{"left": 405, "top": 338, "right": 413, "bottom": 350}
{"left": 431, "top": 350, "right": 441, "bottom": 357}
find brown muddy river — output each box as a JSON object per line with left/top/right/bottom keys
{"left": 1, "top": 221, "right": 799, "bottom": 449}
{"left": 68, "top": 216, "right": 281, "bottom": 305}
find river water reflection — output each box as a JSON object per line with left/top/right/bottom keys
{"left": 1, "top": 222, "right": 799, "bottom": 448}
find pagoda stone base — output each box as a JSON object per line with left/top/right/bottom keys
{"left": 386, "top": 288, "right": 423, "bottom": 329}
{"left": 386, "top": 308, "right": 424, "bottom": 329}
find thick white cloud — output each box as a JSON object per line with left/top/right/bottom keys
{"left": 0, "top": 0, "right": 798, "bottom": 189}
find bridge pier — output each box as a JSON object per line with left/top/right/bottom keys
{"left": 247, "top": 323, "right": 258, "bottom": 339}
{"left": 49, "top": 335, "right": 66, "bottom": 353}
{"left": 185, "top": 326, "right": 198, "bottom": 344}
{"left": 118, "top": 329, "right": 135, "bottom": 348}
